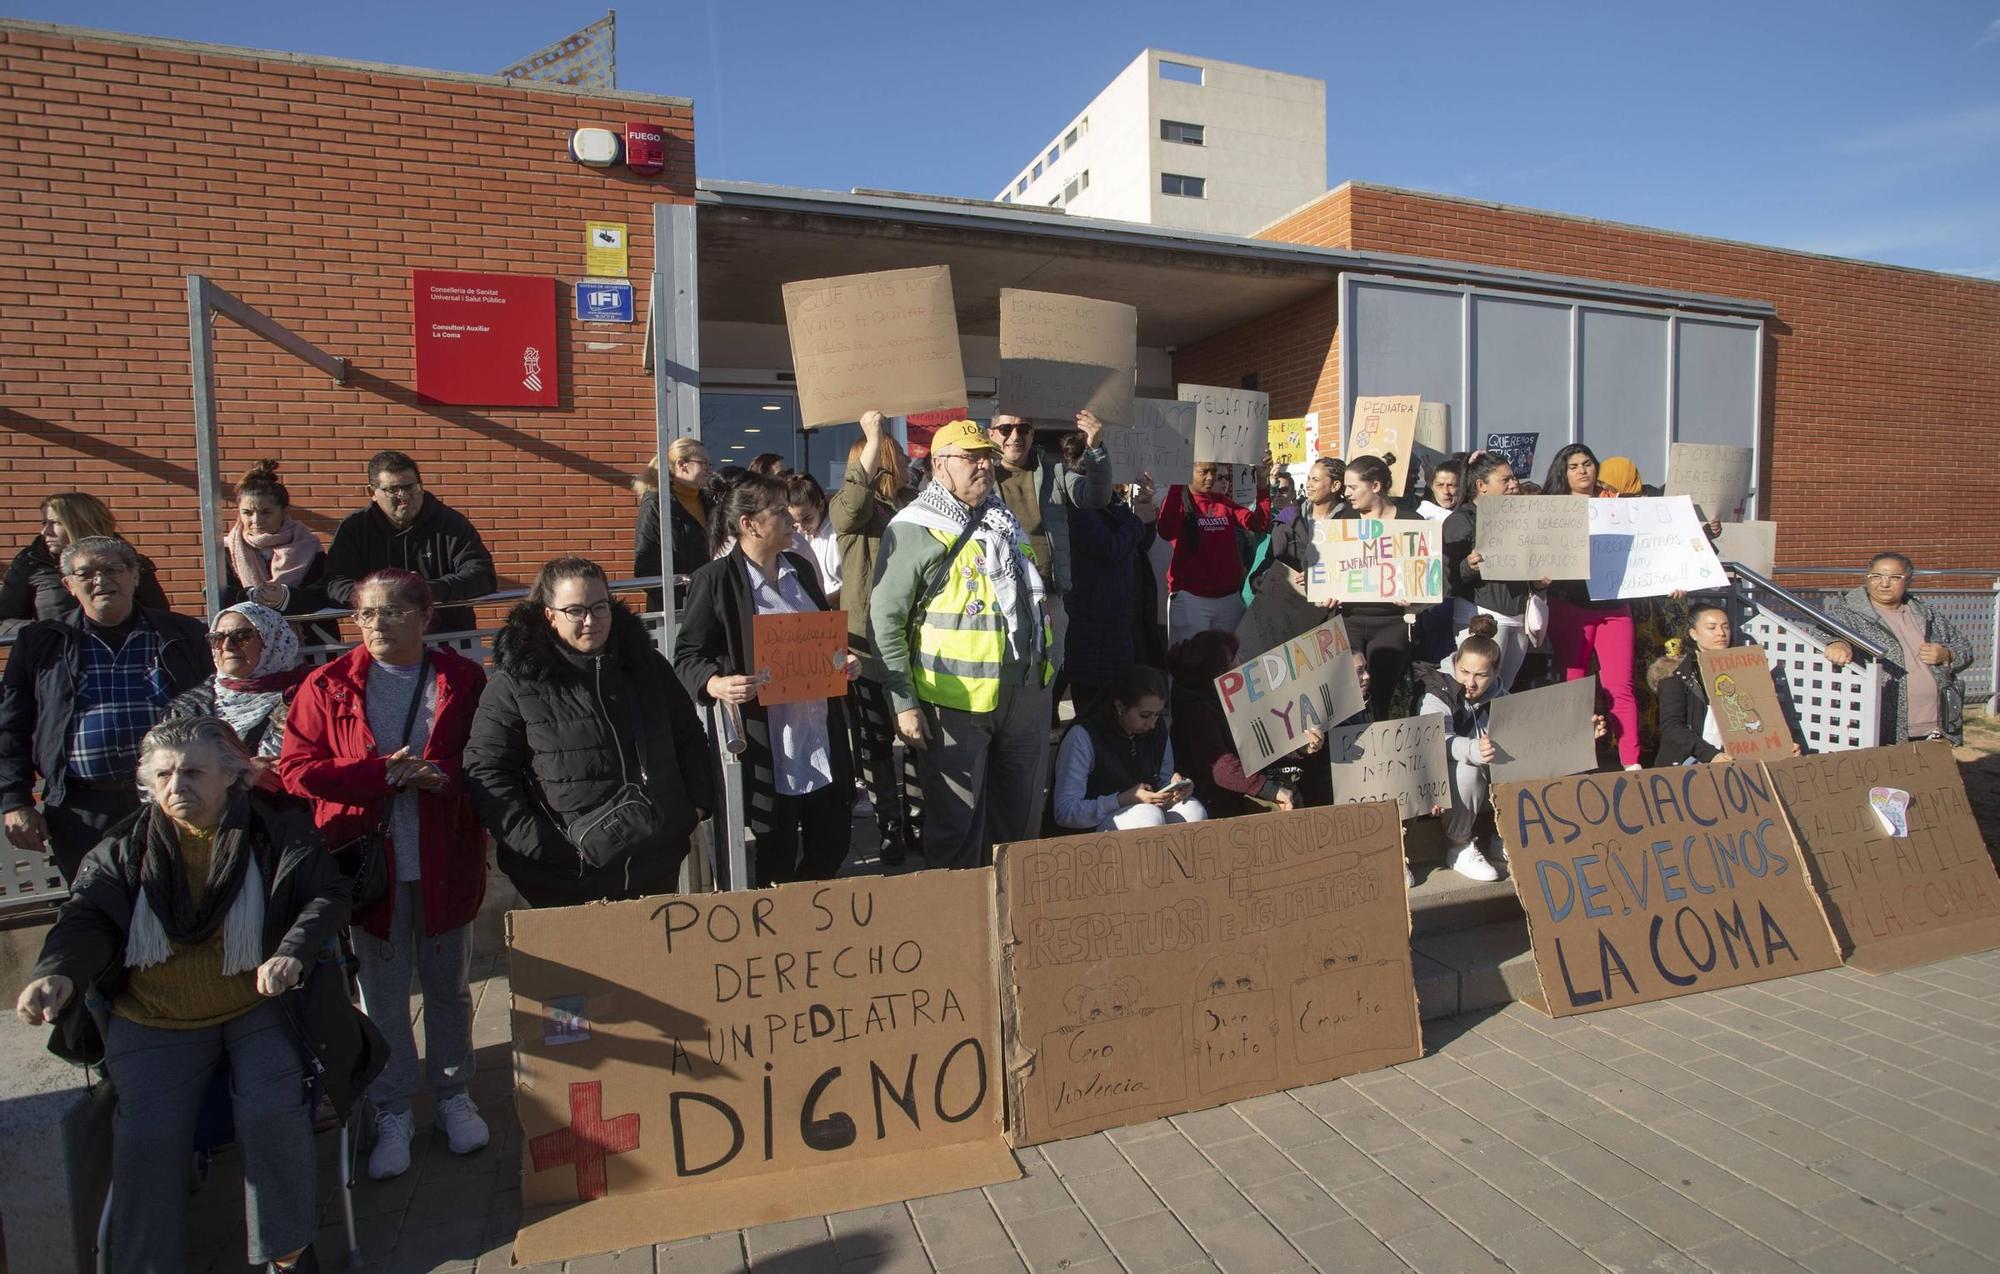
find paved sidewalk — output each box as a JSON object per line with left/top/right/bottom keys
{"left": 174, "top": 946, "right": 2000, "bottom": 1273}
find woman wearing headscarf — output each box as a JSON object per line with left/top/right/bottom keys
{"left": 168, "top": 602, "right": 310, "bottom": 764}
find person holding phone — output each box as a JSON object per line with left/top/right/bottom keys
{"left": 1052, "top": 665, "right": 1204, "bottom": 832}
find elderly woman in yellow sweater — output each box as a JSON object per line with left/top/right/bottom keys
{"left": 16, "top": 715, "right": 352, "bottom": 1274}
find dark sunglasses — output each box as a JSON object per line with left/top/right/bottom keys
{"left": 989, "top": 423, "right": 1034, "bottom": 436}
{"left": 206, "top": 629, "right": 261, "bottom": 649}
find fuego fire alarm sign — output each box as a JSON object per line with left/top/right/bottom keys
{"left": 412, "top": 270, "right": 560, "bottom": 407}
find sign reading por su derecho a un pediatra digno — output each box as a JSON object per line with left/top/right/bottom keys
{"left": 1494, "top": 764, "right": 1842, "bottom": 1016}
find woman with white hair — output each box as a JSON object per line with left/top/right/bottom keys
{"left": 15, "top": 715, "right": 355, "bottom": 1274}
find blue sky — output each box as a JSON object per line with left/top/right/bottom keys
{"left": 8, "top": 1, "right": 1999, "bottom": 277}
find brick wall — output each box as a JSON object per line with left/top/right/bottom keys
{"left": 1, "top": 22, "right": 694, "bottom": 619}
{"left": 1183, "top": 180, "right": 2000, "bottom": 573}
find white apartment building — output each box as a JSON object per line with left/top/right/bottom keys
{"left": 993, "top": 49, "right": 1326, "bottom": 236}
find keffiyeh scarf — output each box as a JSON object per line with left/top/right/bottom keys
{"left": 907, "top": 481, "right": 1048, "bottom": 663}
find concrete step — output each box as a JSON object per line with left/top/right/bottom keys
{"left": 1411, "top": 918, "right": 1541, "bottom": 1021}
{"left": 1407, "top": 861, "right": 1524, "bottom": 939}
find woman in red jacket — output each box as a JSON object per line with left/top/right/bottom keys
{"left": 1157, "top": 459, "right": 1271, "bottom": 643}
{"left": 278, "top": 568, "right": 489, "bottom": 1183}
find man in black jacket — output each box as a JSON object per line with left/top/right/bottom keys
{"left": 324, "top": 450, "right": 497, "bottom": 634}
{"left": 0, "top": 536, "right": 213, "bottom": 881}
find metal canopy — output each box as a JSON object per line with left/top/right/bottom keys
{"left": 694, "top": 181, "right": 1776, "bottom": 345}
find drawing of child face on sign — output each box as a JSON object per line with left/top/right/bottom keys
{"left": 1712, "top": 673, "right": 1762, "bottom": 734}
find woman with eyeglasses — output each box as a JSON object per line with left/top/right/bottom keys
{"left": 1819, "top": 552, "right": 1975, "bottom": 745}
{"left": 167, "top": 602, "right": 310, "bottom": 778}
{"left": 278, "top": 568, "right": 490, "bottom": 1183}
{"left": 675, "top": 473, "right": 859, "bottom": 887}
{"left": 466, "top": 557, "right": 717, "bottom": 908}
{"left": 634, "top": 438, "right": 716, "bottom": 611}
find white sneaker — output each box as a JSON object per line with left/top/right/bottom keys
{"left": 437, "top": 1093, "right": 490, "bottom": 1155}
{"left": 368, "top": 1108, "right": 414, "bottom": 1180}
{"left": 1405, "top": 865, "right": 1416, "bottom": 890}
{"left": 1447, "top": 844, "right": 1501, "bottom": 882}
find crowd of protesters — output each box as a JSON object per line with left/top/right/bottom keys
{"left": 1, "top": 417, "right": 1978, "bottom": 1272}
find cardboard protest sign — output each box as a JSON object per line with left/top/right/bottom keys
{"left": 1493, "top": 767, "right": 1842, "bottom": 1017}
{"left": 1714, "top": 521, "right": 1777, "bottom": 577}
{"left": 1696, "top": 646, "right": 1796, "bottom": 758}
{"left": 1215, "top": 617, "right": 1361, "bottom": 774}
{"left": 1304, "top": 518, "right": 1445, "bottom": 606}
{"left": 996, "top": 803, "right": 1422, "bottom": 1145}
{"left": 1483, "top": 432, "right": 1539, "bottom": 480}
{"left": 507, "top": 874, "right": 1016, "bottom": 1263}
{"left": 1765, "top": 742, "right": 2000, "bottom": 973}
{"left": 1113, "top": 398, "right": 1196, "bottom": 486}
{"left": 1346, "top": 395, "right": 1421, "bottom": 496}
{"left": 754, "top": 611, "right": 849, "bottom": 706}
{"left": 1487, "top": 677, "right": 1600, "bottom": 785}
{"left": 1415, "top": 402, "right": 1449, "bottom": 455}
{"left": 1587, "top": 495, "right": 1728, "bottom": 601}
{"left": 1236, "top": 574, "right": 1330, "bottom": 660}
{"left": 1180, "top": 384, "right": 1268, "bottom": 466}
{"left": 998, "top": 289, "right": 1137, "bottom": 428}
{"left": 1268, "top": 417, "right": 1309, "bottom": 466}
{"left": 1472, "top": 495, "right": 1590, "bottom": 581}
{"left": 783, "top": 266, "right": 967, "bottom": 428}
{"left": 1326, "top": 716, "right": 1452, "bottom": 820}
{"left": 1667, "top": 443, "right": 1754, "bottom": 523}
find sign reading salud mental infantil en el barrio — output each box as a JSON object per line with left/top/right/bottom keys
{"left": 411, "top": 269, "right": 559, "bottom": 408}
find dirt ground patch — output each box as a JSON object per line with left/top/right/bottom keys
{"left": 1956, "top": 708, "right": 2000, "bottom": 864}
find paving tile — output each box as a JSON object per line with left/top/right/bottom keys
{"left": 1585, "top": 1227, "right": 1709, "bottom": 1273}
{"left": 1449, "top": 1141, "right": 1571, "bottom": 1202}
{"left": 1236, "top": 1096, "right": 1338, "bottom": 1149}
{"left": 1477, "top": 1222, "right": 1604, "bottom": 1274}
{"left": 1236, "top": 1170, "right": 1348, "bottom": 1233}
{"left": 1093, "top": 1210, "right": 1206, "bottom": 1270}
{"left": 1420, "top": 1177, "right": 1539, "bottom": 1241}
{"left": 1151, "top": 1170, "right": 1251, "bottom": 1232}
{"left": 1385, "top": 1222, "right": 1509, "bottom": 1273}
{"left": 1203, "top": 1129, "right": 1305, "bottom": 1187}
{"left": 654, "top": 1234, "right": 749, "bottom": 1273}
{"left": 1061, "top": 1163, "right": 1164, "bottom": 1226}
{"left": 1609, "top": 1183, "right": 1736, "bottom": 1250}
{"left": 1484, "top": 1109, "right": 1587, "bottom": 1158}
{"left": 1515, "top": 1182, "right": 1631, "bottom": 1248}
{"left": 1117, "top": 1130, "right": 1213, "bottom": 1185}
{"left": 1325, "top": 1104, "right": 1424, "bottom": 1154}
{"left": 1288, "top": 1133, "right": 1388, "bottom": 1192}
{"left": 1815, "top": 1156, "right": 1946, "bottom": 1212}
{"left": 740, "top": 1217, "right": 831, "bottom": 1269}
{"left": 1544, "top": 1141, "right": 1656, "bottom": 1200}
{"left": 1792, "top": 1235, "right": 1906, "bottom": 1274}
{"left": 1170, "top": 1104, "right": 1257, "bottom": 1147}
{"left": 1373, "top": 1141, "right": 1476, "bottom": 1194}
{"left": 826, "top": 1203, "right": 922, "bottom": 1260}
{"left": 1900, "top": 1241, "right": 1995, "bottom": 1273}
{"left": 1001, "top": 1204, "right": 1110, "bottom": 1273}
{"left": 1802, "top": 1190, "right": 1944, "bottom": 1264}
{"left": 1287, "top": 1216, "right": 1414, "bottom": 1273}
{"left": 1908, "top": 1193, "right": 2000, "bottom": 1258}
{"left": 912, "top": 1199, "right": 1015, "bottom": 1267}
{"left": 1035, "top": 1132, "right": 1125, "bottom": 1179}
{"left": 929, "top": 1255, "right": 1027, "bottom": 1274}
{"left": 1337, "top": 1174, "right": 1449, "bottom": 1241}
{"left": 566, "top": 1246, "right": 658, "bottom": 1272}
{"left": 1697, "top": 1186, "right": 1830, "bottom": 1259}
{"left": 1190, "top": 1213, "right": 1314, "bottom": 1273}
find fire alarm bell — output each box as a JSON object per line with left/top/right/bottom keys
{"left": 570, "top": 127, "right": 621, "bottom": 167}
{"left": 624, "top": 121, "right": 665, "bottom": 175}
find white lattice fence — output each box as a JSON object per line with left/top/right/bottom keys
{"left": 1729, "top": 586, "right": 1885, "bottom": 753}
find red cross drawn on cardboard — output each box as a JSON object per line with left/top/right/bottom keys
{"left": 529, "top": 1081, "right": 641, "bottom": 1201}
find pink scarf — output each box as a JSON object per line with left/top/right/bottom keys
{"left": 226, "top": 518, "right": 320, "bottom": 588}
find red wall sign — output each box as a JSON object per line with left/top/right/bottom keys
{"left": 412, "top": 269, "right": 559, "bottom": 407}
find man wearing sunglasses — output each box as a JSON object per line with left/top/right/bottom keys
{"left": 987, "top": 408, "right": 1113, "bottom": 679}
{"left": 324, "top": 449, "right": 496, "bottom": 635}
{"left": 0, "top": 536, "right": 212, "bottom": 881}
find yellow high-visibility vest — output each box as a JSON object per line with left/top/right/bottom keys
{"left": 912, "top": 527, "right": 1053, "bottom": 712}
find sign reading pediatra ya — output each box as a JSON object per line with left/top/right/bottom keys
{"left": 1765, "top": 742, "right": 2000, "bottom": 973}
{"left": 412, "top": 269, "right": 559, "bottom": 407}
{"left": 1180, "top": 383, "right": 1269, "bottom": 466}
{"left": 1494, "top": 767, "right": 1842, "bottom": 1017}
{"left": 507, "top": 874, "right": 1016, "bottom": 1263}
{"left": 1215, "top": 616, "right": 1360, "bottom": 774}
{"left": 1345, "top": 395, "right": 1420, "bottom": 495}
{"left": 783, "top": 266, "right": 967, "bottom": 428}
{"left": 998, "top": 288, "right": 1137, "bottom": 427}
{"left": 996, "top": 804, "right": 1422, "bottom": 1145}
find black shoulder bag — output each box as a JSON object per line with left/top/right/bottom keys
{"left": 332, "top": 650, "right": 431, "bottom": 911}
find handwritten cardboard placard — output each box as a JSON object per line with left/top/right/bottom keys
{"left": 783, "top": 266, "right": 967, "bottom": 429}
{"left": 507, "top": 873, "right": 1017, "bottom": 1263}
{"left": 1180, "top": 384, "right": 1269, "bottom": 466}
{"left": 1346, "top": 395, "right": 1421, "bottom": 496}
{"left": 1696, "top": 646, "right": 1796, "bottom": 757}
{"left": 1236, "top": 573, "right": 1329, "bottom": 660}
{"left": 998, "top": 288, "right": 1137, "bottom": 428}
{"left": 1304, "top": 518, "right": 1445, "bottom": 606}
{"left": 1326, "top": 716, "right": 1452, "bottom": 820}
{"left": 1415, "top": 402, "right": 1449, "bottom": 456}
{"left": 1482, "top": 432, "right": 1539, "bottom": 481}
{"left": 1215, "top": 617, "right": 1361, "bottom": 774}
{"left": 1472, "top": 495, "right": 1590, "bottom": 581}
{"left": 1667, "top": 443, "right": 1753, "bottom": 523}
{"left": 1587, "top": 495, "right": 1728, "bottom": 601}
{"left": 1113, "top": 398, "right": 1197, "bottom": 486}
{"left": 1765, "top": 742, "right": 2000, "bottom": 973}
{"left": 754, "top": 610, "right": 850, "bottom": 706}
{"left": 1269, "top": 417, "right": 1309, "bottom": 466}
{"left": 1487, "top": 677, "right": 1600, "bottom": 785}
{"left": 1493, "top": 766, "right": 1842, "bottom": 1017}
{"left": 995, "top": 803, "right": 1421, "bottom": 1145}
{"left": 1714, "top": 521, "right": 1777, "bottom": 577}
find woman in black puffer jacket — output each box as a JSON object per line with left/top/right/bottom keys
{"left": 465, "top": 557, "right": 718, "bottom": 907}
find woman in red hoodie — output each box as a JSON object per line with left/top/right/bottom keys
{"left": 1157, "top": 460, "right": 1271, "bottom": 643}
{"left": 278, "top": 568, "right": 489, "bottom": 1184}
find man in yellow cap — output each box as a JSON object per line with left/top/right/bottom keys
{"left": 869, "top": 421, "right": 1054, "bottom": 869}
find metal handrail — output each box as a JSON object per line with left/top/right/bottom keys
{"left": 1774, "top": 566, "right": 2000, "bottom": 580}
{"left": 1728, "top": 563, "right": 1891, "bottom": 661}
